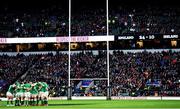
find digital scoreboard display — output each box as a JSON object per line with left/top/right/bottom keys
{"left": 116, "top": 34, "right": 179, "bottom": 40}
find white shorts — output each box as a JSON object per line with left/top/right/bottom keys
{"left": 24, "top": 92, "right": 31, "bottom": 98}
{"left": 43, "top": 92, "right": 49, "bottom": 97}
{"left": 6, "top": 92, "right": 13, "bottom": 97}
{"left": 31, "top": 93, "right": 38, "bottom": 98}
{"left": 16, "top": 92, "right": 24, "bottom": 97}
{"left": 39, "top": 91, "right": 49, "bottom": 97}
{"left": 39, "top": 92, "right": 44, "bottom": 97}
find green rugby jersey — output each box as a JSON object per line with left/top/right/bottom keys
{"left": 39, "top": 82, "right": 49, "bottom": 92}
{"left": 7, "top": 85, "right": 15, "bottom": 94}
{"left": 24, "top": 83, "right": 31, "bottom": 92}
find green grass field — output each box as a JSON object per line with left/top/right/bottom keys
{"left": 1, "top": 100, "right": 180, "bottom": 109}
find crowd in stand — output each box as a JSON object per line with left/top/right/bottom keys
{"left": 0, "top": 50, "right": 179, "bottom": 97}
{"left": 0, "top": 7, "right": 68, "bottom": 37}
{"left": 71, "top": 51, "right": 107, "bottom": 78}
{"left": 19, "top": 53, "right": 68, "bottom": 97}
{"left": 0, "top": 54, "right": 37, "bottom": 95}
{"left": 109, "top": 6, "right": 180, "bottom": 35}
{"left": 110, "top": 50, "right": 180, "bottom": 96}
{"left": 1, "top": 4, "right": 180, "bottom": 37}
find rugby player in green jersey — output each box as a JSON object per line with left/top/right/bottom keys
{"left": 30, "top": 82, "right": 39, "bottom": 106}
{"left": 34, "top": 82, "right": 42, "bottom": 105}
{"left": 24, "top": 81, "right": 32, "bottom": 106}
{"left": 6, "top": 84, "right": 16, "bottom": 106}
{"left": 15, "top": 81, "right": 25, "bottom": 106}
{"left": 39, "top": 82, "right": 49, "bottom": 106}
{"left": 14, "top": 81, "right": 20, "bottom": 106}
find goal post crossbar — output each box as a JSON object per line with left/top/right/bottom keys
{"left": 67, "top": 0, "right": 111, "bottom": 100}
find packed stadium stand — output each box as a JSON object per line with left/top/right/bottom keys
{"left": 110, "top": 50, "right": 180, "bottom": 96}
{"left": 1, "top": 4, "right": 180, "bottom": 37}
{"left": 0, "top": 0, "right": 179, "bottom": 99}
{"left": 0, "top": 50, "right": 179, "bottom": 97}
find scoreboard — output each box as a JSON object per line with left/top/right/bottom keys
{"left": 116, "top": 34, "right": 179, "bottom": 40}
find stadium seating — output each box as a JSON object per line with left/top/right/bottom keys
{"left": 0, "top": 50, "right": 179, "bottom": 97}
{"left": 1, "top": 5, "right": 180, "bottom": 37}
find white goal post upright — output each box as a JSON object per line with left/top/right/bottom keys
{"left": 106, "top": 0, "right": 111, "bottom": 100}
{"left": 66, "top": 0, "right": 111, "bottom": 100}
{"left": 67, "top": 0, "right": 72, "bottom": 100}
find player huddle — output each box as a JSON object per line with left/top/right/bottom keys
{"left": 6, "top": 81, "right": 49, "bottom": 106}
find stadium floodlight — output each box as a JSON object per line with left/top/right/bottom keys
{"left": 15, "top": 18, "right": 19, "bottom": 23}
{"left": 112, "top": 20, "right": 115, "bottom": 24}
{"left": 124, "top": 22, "right": 128, "bottom": 26}
{"left": 62, "top": 22, "right": 66, "bottom": 26}
{"left": 132, "top": 23, "right": 136, "bottom": 27}
{"left": 16, "top": 28, "right": 19, "bottom": 32}
{"left": 21, "top": 22, "right": 24, "bottom": 27}
{"left": 130, "top": 28, "right": 135, "bottom": 32}
{"left": 45, "top": 22, "right": 48, "bottom": 25}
